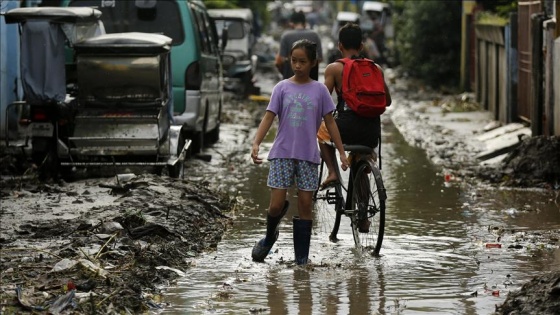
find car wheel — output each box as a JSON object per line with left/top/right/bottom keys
{"left": 206, "top": 100, "right": 221, "bottom": 145}
{"left": 188, "top": 130, "right": 204, "bottom": 155}
{"left": 242, "top": 71, "right": 253, "bottom": 98}
{"left": 206, "top": 123, "right": 220, "bottom": 145}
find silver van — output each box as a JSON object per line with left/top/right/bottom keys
{"left": 63, "top": 0, "right": 224, "bottom": 153}
{"left": 209, "top": 8, "right": 258, "bottom": 97}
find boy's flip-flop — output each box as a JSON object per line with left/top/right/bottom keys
{"left": 319, "top": 180, "right": 339, "bottom": 191}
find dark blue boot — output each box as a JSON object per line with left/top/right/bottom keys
{"left": 293, "top": 216, "right": 312, "bottom": 265}
{"left": 252, "top": 201, "right": 289, "bottom": 262}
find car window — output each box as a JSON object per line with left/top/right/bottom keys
{"left": 215, "top": 20, "right": 244, "bottom": 40}
{"left": 69, "top": 0, "right": 184, "bottom": 45}
{"left": 191, "top": 6, "right": 215, "bottom": 54}
{"left": 202, "top": 11, "right": 218, "bottom": 52}
{"left": 191, "top": 8, "right": 208, "bottom": 53}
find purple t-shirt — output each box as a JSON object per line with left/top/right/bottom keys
{"left": 266, "top": 79, "right": 335, "bottom": 164}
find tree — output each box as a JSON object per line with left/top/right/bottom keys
{"left": 392, "top": 0, "right": 462, "bottom": 89}
{"left": 476, "top": 0, "right": 518, "bottom": 17}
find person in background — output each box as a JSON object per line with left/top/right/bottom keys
{"left": 362, "top": 30, "right": 380, "bottom": 60}
{"left": 317, "top": 23, "right": 392, "bottom": 231}
{"left": 252, "top": 39, "right": 348, "bottom": 265}
{"left": 275, "top": 11, "right": 323, "bottom": 81}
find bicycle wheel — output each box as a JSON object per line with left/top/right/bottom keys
{"left": 313, "top": 160, "right": 344, "bottom": 242}
{"left": 350, "top": 161, "right": 385, "bottom": 255}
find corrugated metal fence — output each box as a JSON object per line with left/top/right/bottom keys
{"left": 517, "top": 1, "right": 541, "bottom": 123}
{"left": 475, "top": 24, "right": 507, "bottom": 122}
{"left": 474, "top": 0, "right": 559, "bottom": 136}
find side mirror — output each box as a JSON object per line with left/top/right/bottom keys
{"left": 221, "top": 27, "right": 228, "bottom": 52}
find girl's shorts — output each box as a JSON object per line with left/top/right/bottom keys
{"left": 267, "top": 158, "right": 319, "bottom": 191}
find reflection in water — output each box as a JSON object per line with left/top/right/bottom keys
{"left": 294, "top": 269, "right": 312, "bottom": 315}
{"left": 261, "top": 259, "right": 387, "bottom": 315}
{"left": 267, "top": 270, "right": 288, "bottom": 315}
{"left": 161, "top": 121, "right": 560, "bottom": 314}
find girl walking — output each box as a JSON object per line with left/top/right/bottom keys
{"left": 251, "top": 39, "right": 349, "bottom": 265}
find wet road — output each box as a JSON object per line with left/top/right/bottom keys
{"left": 160, "top": 107, "right": 560, "bottom": 314}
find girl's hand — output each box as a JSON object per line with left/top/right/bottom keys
{"left": 340, "top": 154, "right": 349, "bottom": 171}
{"left": 251, "top": 144, "right": 263, "bottom": 164}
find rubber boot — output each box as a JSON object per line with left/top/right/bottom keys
{"left": 293, "top": 216, "right": 313, "bottom": 265}
{"left": 251, "top": 200, "right": 290, "bottom": 262}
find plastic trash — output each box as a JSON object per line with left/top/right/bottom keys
{"left": 15, "top": 285, "right": 47, "bottom": 311}
{"left": 49, "top": 290, "right": 76, "bottom": 315}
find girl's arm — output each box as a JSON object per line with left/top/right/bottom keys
{"left": 323, "top": 113, "right": 349, "bottom": 171}
{"left": 251, "top": 111, "right": 276, "bottom": 164}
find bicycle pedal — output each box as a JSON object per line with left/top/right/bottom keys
{"left": 325, "top": 191, "right": 340, "bottom": 204}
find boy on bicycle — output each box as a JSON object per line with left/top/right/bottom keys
{"left": 317, "top": 23, "right": 392, "bottom": 232}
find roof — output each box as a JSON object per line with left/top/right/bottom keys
{"left": 4, "top": 7, "right": 101, "bottom": 24}
{"left": 74, "top": 32, "right": 172, "bottom": 54}
{"left": 292, "top": 0, "right": 313, "bottom": 13}
{"left": 208, "top": 8, "right": 253, "bottom": 21}
{"left": 362, "top": 1, "right": 390, "bottom": 13}
{"left": 336, "top": 11, "right": 360, "bottom": 23}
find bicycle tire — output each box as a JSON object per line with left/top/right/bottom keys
{"left": 314, "top": 160, "right": 344, "bottom": 242}
{"left": 350, "top": 160, "right": 386, "bottom": 255}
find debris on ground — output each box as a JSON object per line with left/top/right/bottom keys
{"left": 478, "top": 135, "right": 560, "bottom": 189}
{"left": 0, "top": 174, "right": 235, "bottom": 313}
{"left": 494, "top": 271, "right": 560, "bottom": 315}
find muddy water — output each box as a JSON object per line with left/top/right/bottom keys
{"left": 162, "top": 119, "right": 560, "bottom": 314}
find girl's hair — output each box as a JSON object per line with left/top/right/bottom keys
{"left": 290, "top": 39, "right": 317, "bottom": 62}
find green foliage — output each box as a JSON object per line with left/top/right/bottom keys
{"left": 477, "top": 11, "right": 509, "bottom": 26}
{"left": 477, "top": 0, "right": 518, "bottom": 17}
{"left": 204, "top": 0, "right": 236, "bottom": 9}
{"left": 392, "top": 0, "right": 462, "bottom": 89}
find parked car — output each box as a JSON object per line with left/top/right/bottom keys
{"left": 209, "top": 8, "right": 258, "bottom": 97}
{"left": 62, "top": 0, "right": 225, "bottom": 153}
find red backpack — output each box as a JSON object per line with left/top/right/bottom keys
{"left": 337, "top": 57, "right": 386, "bottom": 117}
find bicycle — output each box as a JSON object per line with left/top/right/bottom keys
{"left": 313, "top": 143, "right": 386, "bottom": 255}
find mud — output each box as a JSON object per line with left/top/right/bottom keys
{"left": 495, "top": 271, "right": 560, "bottom": 315}
{"left": 1, "top": 73, "right": 558, "bottom": 314}
{"left": 479, "top": 135, "right": 560, "bottom": 189}
{"left": 0, "top": 174, "right": 234, "bottom": 313}
{"left": 388, "top": 75, "right": 560, "bottom": 190}
{"left": 388, "top": 76, "right": 560, "bottom": 315}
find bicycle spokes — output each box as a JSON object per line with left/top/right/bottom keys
{"left": 351, "top": 163, "right": 385, "bottom": 255}
{"left": 314, "top": 153, "right": 385, "bottom": 253}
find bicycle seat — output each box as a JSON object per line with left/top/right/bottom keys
{"left": 343, "top": 144, "right": 374, "bottom": 154}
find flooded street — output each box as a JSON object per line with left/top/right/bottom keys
{"left": 162, "top": 102, "right": 560, "bottom": 314}
{"left": 1, "top": 3, "right": 558, "bottom": 313}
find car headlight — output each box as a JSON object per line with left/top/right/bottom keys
{"left": 222, "top": 55, "right": 236, "bottom": 67}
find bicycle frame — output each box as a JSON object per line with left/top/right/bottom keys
{"left": 315, "top": 143, "right": 386, "bottom": 254}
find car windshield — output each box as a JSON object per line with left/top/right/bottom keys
{"left": 214, "top": 20, "right": 244, "bottom": 40}
{"left": 69, "top": 0, "right": 184, "bottom": 44}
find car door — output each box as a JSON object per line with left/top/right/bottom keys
{"left": 189, "top": 3, "right": 222, "bottom": 134}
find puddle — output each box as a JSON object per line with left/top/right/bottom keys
{"left": 162, "top": 117, "right": 560, "bottom": 314}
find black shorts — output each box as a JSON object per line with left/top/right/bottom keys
{"left": 336, "top": 111, "right": 381, "bottom": 148}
